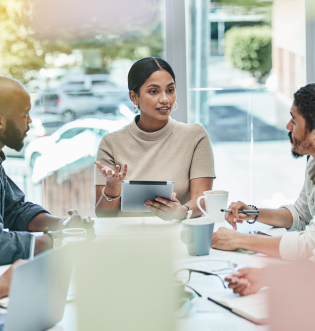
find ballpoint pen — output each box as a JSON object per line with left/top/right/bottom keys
{"left": 63, "top": 217, "right": 71, "bottom": 226}
{"left": 221, "top": 209, "right": 259, "bottom": 215}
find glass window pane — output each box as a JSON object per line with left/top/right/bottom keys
{"left": 0, "top": 0, "right": 165, "bottom": 217}
{"left": 186, "top": 0, "right": 307, "bottom": 227}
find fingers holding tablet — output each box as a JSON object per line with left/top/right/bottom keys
{"left": 144, "top": 194, "right": 185, "bottom": 221}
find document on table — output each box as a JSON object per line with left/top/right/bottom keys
{"left": 183, "top": 257, "right": 245, "bottom": 275}
{"left": 178, "top": 319, "right": 268, "bottom": 331}
{"left": 207, "top": 289, "right": 269, "bottom": 325}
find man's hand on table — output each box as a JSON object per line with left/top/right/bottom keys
{"left": 211, "top": 227, "right": 241, "bottom": 251}
{"left": 61, "top": 209, "right": 94, "bottom": 230}
{"left": 27, "top": 209, "right": 94, "bottom": 232}
{"left": 225, "top": 267, "right": 265, "bottom": 296}
{"left": 62, "top": 209, "right": 96, "bottom": 241}
{"left": 33, "top": 209, "right": 96, "bottom": 255}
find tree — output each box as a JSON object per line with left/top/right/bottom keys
{"left": 224, "top": 25, "right": 272, "bottom": 79}
{"left": 0, "top": 0, "right": 46, "bottom": 83}
{"left": 0, "top": 0, "right": 164, "bottom": 82}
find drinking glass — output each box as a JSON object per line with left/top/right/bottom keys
{"left": 62, "top": 228, "right": 87, "bottom": 245}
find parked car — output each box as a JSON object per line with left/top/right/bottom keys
{"left": 3, "top": 114, "right": 65, "bottom": 158}
{"left": 25, "top": 117, "right": 130, "bottom": 168}
{"left": 60, "top": 74, "right": 129, "bottom": 101}
{"left": 32, "top": 89, "right": 108, "bottom": 121}
{"left": 32, "top": 87, "right": 133, "bottom": 121}
{"left": 91, "top": 103, "right": 135, "bottom": 121}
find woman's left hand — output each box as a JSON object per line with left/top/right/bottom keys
{"left": 144, "top": 193, "right": 187, "bottom": 221}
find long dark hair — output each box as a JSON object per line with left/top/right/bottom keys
{"left": 128, "top": 57, "right": 176, "bottom": 96}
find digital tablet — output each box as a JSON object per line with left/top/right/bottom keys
{"left": 121, "top": 180, "right": 174, "bottom": 213}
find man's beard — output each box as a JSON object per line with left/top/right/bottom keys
{"left": 0, "top": 119, "right": 27, "bottom": 152}
{"left": 288, "top": 132, "right": 309, "bottom": 159}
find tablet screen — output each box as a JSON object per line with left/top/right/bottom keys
{"left": 121, "top": 180, "right": 174, "bottom": 213}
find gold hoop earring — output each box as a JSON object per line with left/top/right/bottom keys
{"left": 173, "top": 102, "right": 178, "bottom": 111}
{"left": 134, "top": 104, "right": 139, "bottom": 114}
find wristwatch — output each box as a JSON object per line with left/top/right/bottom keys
{"left": 183, "top": 205, "right": 193, "bottom": 220}
{"left": 44, "top": 229, "right": 62, "bottom": 249}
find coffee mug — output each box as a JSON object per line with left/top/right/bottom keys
{"left": 197, "top": 190, "right": 228, "bottom": 223}
{"left": 180, "top": 218, "right": 214, "bottom": 256}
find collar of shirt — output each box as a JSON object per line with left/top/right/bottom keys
{"left": 307, "top": 156, "right": 315, "bottom": 184}
{"left": 0, "top": 151, "right": 6, "bottom": 165}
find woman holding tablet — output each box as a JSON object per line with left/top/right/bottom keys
{"left": 95, "top": 57, "right": 215, "bottom": 220}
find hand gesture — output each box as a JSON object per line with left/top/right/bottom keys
{"left": 224, "top": 267, "right": 265, "bottom": 296}
{"left": 63, "top": 209, "right": 94, "bottom": 230}
{"left": 225, "top": 201, "right": 256, "bottom": 230}
{"left": 144, "top": 193, "right": 186, "bottom": 221}
{"left": 95, "top": 161, "right": 127, "bottom": 194}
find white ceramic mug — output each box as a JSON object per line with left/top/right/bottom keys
{"left": 197, "top": 190, "right": 229, "bottom": 223}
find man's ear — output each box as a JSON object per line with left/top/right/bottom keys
{"left": 129, "top": 90, "right": 138, "bottom": 105}
{"left": 0, "top": 115, "right": 5, "bottom": 130}
{"left": 311, "top": 129, "right": 315, "bottom": 143}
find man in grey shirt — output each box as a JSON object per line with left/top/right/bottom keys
{"left": 212, "top": 83, "right": 315, "bottom": 261}
{"left": 0, "top": 76, "right": 92, "bottom": 265}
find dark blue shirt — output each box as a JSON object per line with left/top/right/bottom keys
{"left": 0, "top": 151, "right": 48, "bottom": 265}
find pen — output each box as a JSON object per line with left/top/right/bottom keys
{"left": 249, "top": 230, "right": 271, "bottom": 237}
{"left": 63, "top": 217, "right": 71, "bottom": 227}
{"left": 221, "top": 209, "right": 259, "bottom": 215}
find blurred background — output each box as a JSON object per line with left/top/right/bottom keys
{"left": 0, "top": 0, "right": 308, "bottom": 218}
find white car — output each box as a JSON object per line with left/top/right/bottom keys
{"left": 25, "top": 117, "right": 130, "bottom": 168}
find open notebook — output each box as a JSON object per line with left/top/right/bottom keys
{"left": 207, "top": 288, "right": 268, "bottom": 325}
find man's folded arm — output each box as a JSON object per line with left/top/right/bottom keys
{"left": 279, "top": 220, "right": 315, "bottom": 261}
{"left": 0, "top": 226, "right": 33, "bottom": 265}
{"left": 3, "top": 176, "right": 51, "bottom": 232}
{"left": 280, "top": 181, "right": 313, "bottom": 232}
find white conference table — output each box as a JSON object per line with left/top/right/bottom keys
{"left": 50, "top": 217, "right": 288, "bottom": 331}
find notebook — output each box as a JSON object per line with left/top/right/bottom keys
{"left": 207, "top": 288, "right": 269, "bottom": 325}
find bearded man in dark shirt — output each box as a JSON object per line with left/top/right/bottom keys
{"left": 0, "top": 76, "right": 93, "bottom": 264}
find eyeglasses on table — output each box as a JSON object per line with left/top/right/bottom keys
{"left": 173, "top": 268, "right": 226, "bottom": 297}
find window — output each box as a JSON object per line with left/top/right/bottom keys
{"left": 92, "top": 80, "right": 115, "bottom": 86}
{"left": 65, "top": 91, "right": 95, "bottom": 97}
{"left": 1, "top": 0, "right": 166, "bottom": 217}
{"left": 58, "top": 127, "right": 87, "bottom": 141}
{"left": 185, "top": 0, "right": 307, "bottom": 218}
{"left": 42, "top": 94, "right": 59, "bottom": 106}
{"left": 93, "top": 128, "right": 108, "bottom": 136}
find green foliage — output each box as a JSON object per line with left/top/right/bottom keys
{"left": 224, "top": 25, "right": 272, "bottom": 78}
{"left": 0, "top": 0, "right": 164, "bottom": 83}
{"left": 99, "top": 32, "right": 164, "bottom": 71}
{"left": 0, "top": 0, "right": 46, "bottom": 83}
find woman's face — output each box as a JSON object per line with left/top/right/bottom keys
{"left": 130, "top": 69, "right": 176, "bottom": 121}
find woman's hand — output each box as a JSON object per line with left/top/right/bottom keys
{"left": 95, "top": 161, "right": 127, "bottom": 196}
{"left": 144, "top": 193, "right": 187, "bottom": 221}
{"left": 225, "top": 201, "right": 256, "bottom": 230}
{"left": 224, "top": 267, "right": 265, "bottom": 296}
